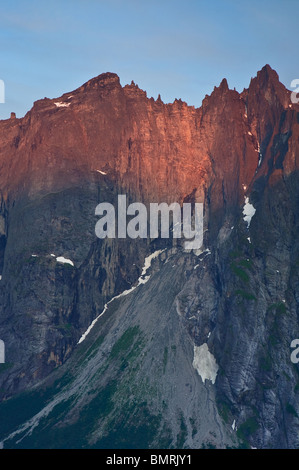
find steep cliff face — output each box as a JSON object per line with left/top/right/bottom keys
{"left": 0, "top": 65, "right": 299, "bottom": 448}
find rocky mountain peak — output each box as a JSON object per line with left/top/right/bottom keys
{"left": 245, "top": 63, "right": 289, "bottom": 109}
{"left": 75, "top": 72, "right": 121, "bottom": 97}
{"left": 218, "top": 77, "right": 229, "bottom": 92}
{"left": 256, "top": 63, "right": 280, "bottom": 87}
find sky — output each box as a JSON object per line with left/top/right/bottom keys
{"left": 0, "top": 0, "right": 298, "bottom": 119}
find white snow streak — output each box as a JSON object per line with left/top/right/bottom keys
{"left": 78, "top": 249, "right": 165, "bottom": 344}
{"left": 56, "top": 256, "right": 74, "bottom": 267}
{"left": 54, "top": 102, "right": 70, "bottom": 108}
{"left": 243, "top": 196, "right": 256, "bottom": 228}
{"left": 194, "top": 247, "right": 211, "bottom": 258}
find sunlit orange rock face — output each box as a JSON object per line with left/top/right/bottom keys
{"left": 0, "top": 65, "right": 298, "bottom": 210}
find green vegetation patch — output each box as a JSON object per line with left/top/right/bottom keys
{"left": 0, "top": 389, "right": 53, "bottom": 439}
{"left": 286, "top": 403, "right": 298, "bottom": 418}
{"left": 217, "top": 399, "right": 231, "bottom": 424}
{"left": 268, "top": 302, "right": 287, "bottom": 315}
{"left": 176, "top": 412, "right": 188, "bottom": 449}
{"left": 235, "top": 289, "right": 257, "bottom": 301}
{"left": 236, "top": 416, "right": 259, "bottom": 444}
{"left": 231, "top": 262, "right": 250, "bottom": 283}
{"left": 110, "top": 326, "right": 141, "bottom": 360}
{"left": 163, "top": 347, "right": 168, "bottom": 374}
{"left": 0, "top": 363, "right": 13, "bottom": 375}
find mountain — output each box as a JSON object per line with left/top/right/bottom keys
{"left": 0, "top": 64, "right": 299, "bottom": 449}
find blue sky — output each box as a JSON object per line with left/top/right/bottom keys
{"left": 0, "top": 0, "right": 298, "bottom": 119}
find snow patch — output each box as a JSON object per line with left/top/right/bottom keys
{"left": 248, "top": 131, "right": 252, "bottom": 136}
{"left": 257, "top": 142, "right": 262, "bottom": 167}
{"left": 194, "top": 247, "right": 211, "bottom": 258}
{"left": 96, "top": 170, "right": 107, "bottom": 175}
{"left": 232, "top": 420, "right": 236, "bottom": 431}
{"left": 243, "top": 196, "right": 256, "bottom": 228}
{"left": 192, "top": 343, "right": 218, "bottom": 384}
{"left": 54, "top": 102, "right": 70, "bottom": 108}
{"left": 56, "top": 256, "right": 74, "bottom": 267}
